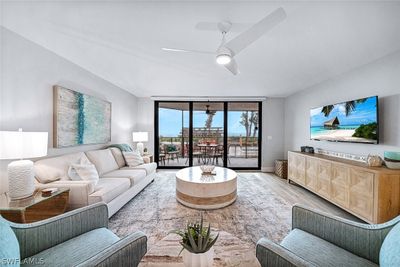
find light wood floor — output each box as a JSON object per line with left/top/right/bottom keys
{"left": 161, "top": 169, "right": 361, "bottom": 222}
{"left": 250, "top": 171, "right": 362, "bottom": 221}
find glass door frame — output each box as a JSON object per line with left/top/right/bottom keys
{"left": 154, "top": 101, "right": 262, "bottom": 170}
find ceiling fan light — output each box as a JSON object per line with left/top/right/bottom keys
{"left": 216, "top": 54, "right": 231, "bottom": 65}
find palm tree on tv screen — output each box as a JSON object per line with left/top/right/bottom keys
{"left": 321, "top": 98, "right": 367, "bottom": 117}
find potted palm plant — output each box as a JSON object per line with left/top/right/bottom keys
{"left": 171, "top": 214, "right": 219, "bottom": 267}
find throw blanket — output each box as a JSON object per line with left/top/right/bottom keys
{"left": 107, "top": 143, "right": 133, "bottom": 152}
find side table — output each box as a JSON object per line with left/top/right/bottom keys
{"left": 0, "top": 188, "right": 69, "bottom": 223}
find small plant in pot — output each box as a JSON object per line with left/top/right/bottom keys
{"left": 170, "top": 214, "right": 219, "bottom": 267}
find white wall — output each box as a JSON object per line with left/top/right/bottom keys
{"left": 0, "top": 27, "right": 138, "bottom": 193}
{"left": 136, "top": 97, "right": 155, "bottom": 155}
{"left": 262, "top": 98, "right": 285, "bottom": 171}
{"left": 285, "top": 50, "right": 400, "bottom": 158}
{"left": 136, "top": 98, "right": 285, "bottom": 170}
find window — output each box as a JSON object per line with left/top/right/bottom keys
{"left": 155, "top": 101, "right": 261, "bottom": 170}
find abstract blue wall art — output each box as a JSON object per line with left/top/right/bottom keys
{"left": 53, "top": 85, "right": 111, "bottom": 147}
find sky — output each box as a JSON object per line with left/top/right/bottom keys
{"left": 310, "top": 96, "right": 378, "bottom": 127}
{"left": 159, "top": 108, "right": 255, "bottom": 136}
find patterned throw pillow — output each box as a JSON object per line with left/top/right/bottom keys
{"left": 123, "top": 150, "right": 144, "bottom": 167}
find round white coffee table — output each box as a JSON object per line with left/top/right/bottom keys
{"left": 176, "top": 166, "right": 237, "bottom": 210}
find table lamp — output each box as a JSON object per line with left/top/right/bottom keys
{"left": 0, "top": 129, "right": 48, "bottom": 199}
{"left": 132, "top": 132, "right": 148, "bottom": 155}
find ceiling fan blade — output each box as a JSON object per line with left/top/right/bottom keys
{"left": 224, "top": 58, "right": 239, "bottom": 75}
{"left": 225, "top": 7, "right": 286, "bottom": 55}
{"left": 162, "top": 47, "right": 214, "bottom": 54}
{"left": 195, "top": 22, "right": 252, "bottom": 32}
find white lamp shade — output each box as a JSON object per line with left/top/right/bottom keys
{"left": 0, "top": 131, "right": 48, "bottom": 159}
{"left": 132, "top": 132, "right": 148, "bottom": 142}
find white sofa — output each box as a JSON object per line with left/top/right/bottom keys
{"left": 34, "top": 147, "right": 156, "bottom": 217}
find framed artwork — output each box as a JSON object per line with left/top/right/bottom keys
{"left": 53, "top": 85, "right": 111, "bottom": 148}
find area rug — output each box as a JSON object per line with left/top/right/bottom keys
{"left": 109, "top": 172, "right": 293, "bottom": 249}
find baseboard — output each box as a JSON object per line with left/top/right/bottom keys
{"left": 261, "top": 166, "right": 275, "bottom": 173}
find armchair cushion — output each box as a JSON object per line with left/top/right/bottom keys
{"left": 380, "top": 223, "right": 400, "bottom": 267}
{"left": 291, "top": 204, "right": 399, "bottom": 264}
{"left": 9, "top": 203, "right": 108, "bottom": 259}
{"left": 0, "top": 219, "right": 20, "bottom": 267}
{"left": 23, "top": 228, "right": 119, "bottom": 267}
{"left": 281, "top": 229, "right": 377, "bottom": 267}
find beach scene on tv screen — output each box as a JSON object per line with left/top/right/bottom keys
{"left": 310, "top": 96, "right": 378, "bottom": 143}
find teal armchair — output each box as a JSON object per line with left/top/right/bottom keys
{"left": 256, "top": 204, "right": 400, "bottom": 267}
{"left": 0, "top": 203, "right": 147, "bottom": 267}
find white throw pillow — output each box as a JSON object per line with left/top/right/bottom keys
{"left": 67, "top": 166, "right": 81, "bottom": 181}
{"left": 67, "top": 157, "right": 91, "bottom": 181}
{"left": 68, "top": 160, "right": 99, "bottom": 186}
{"left": 123, "top": 151, "right": 144, "bottom": 167}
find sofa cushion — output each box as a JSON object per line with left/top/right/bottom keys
{"left": 281, "top": 229, "right": 378, "bottom": 267}
{"left": 121, "top": 162, "right": 157, "bottom": 175}
{"left": 23, "top": 228, "right": 119, "bottom": 267}
{"left": 0, "top": 218, "right": 20, "bottom": 267}
{"left": 34, "top": 152, "right": 90, "bottom": 183}
{"left": 380, "top": 223, "right": 400, "bottom": 267}
{"left": 85, "top": 149, "right": 120, "bottom": 176}
{"left": 101, "top": 169, "right": 147, "bottom": 187}
{"left": 109, "top": 147, "right": 126, "bottom": 168}
{"left": 88, "top": 178, "right": 130, "bottom": 204}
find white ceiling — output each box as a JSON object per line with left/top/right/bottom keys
{"left": 2, "top": 1, "right": 400, "bottom": 97}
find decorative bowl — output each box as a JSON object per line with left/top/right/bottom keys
{"left": 384, "top": 151, "right": 400, "bottom": 162}
{"left": 385, "top": 161, "right": 400, "bottom": 170}
{"left": 200, "top": 165, "right": 215, "bottom": 174}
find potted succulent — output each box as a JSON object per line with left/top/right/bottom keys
{"left": 171, "top": 214, "right": 219, "bottom": 267}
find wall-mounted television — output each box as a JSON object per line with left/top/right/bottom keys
{"left": 310, "top": 96, "right": 378, "bottom": 144}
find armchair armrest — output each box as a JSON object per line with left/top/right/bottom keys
{"left": 292, "top": 204, "right": 400, "bottom": 264}
{"left": 8, "top": 202, "right": 108, "bottom": 259}
{"left": 256, "top": 238, "right": 315, "bottom": 267}
{"left": 76, "top": 231, "right": 147, "bottom": 267}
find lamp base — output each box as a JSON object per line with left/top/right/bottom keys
{"left": 136, "top": 142, "right": 144, "bottom": 156}
{"left": 8, "top": 160, "right": 35, "bottom": 200}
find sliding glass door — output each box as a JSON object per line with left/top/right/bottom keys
{"left": 192, "top": 102, "right": 224, "bottom": 167}
{"left": 155, "top": 101, "right": 261, "bottom": 170}
{"left": 227, "top": 102, "right": 260, "bottom": 168}
{"left": 156, "top": 102, "right": 190, "bottom": 167}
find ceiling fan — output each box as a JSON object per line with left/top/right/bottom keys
{"left": 162, "top": 7, "right": 286, "bottom": 75}
{"left": 205, "top": 105, "right": 216, "bottom": 115}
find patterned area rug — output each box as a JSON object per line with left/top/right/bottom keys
{"left": 109, "top": 171, "right": 293, "bottom": 249}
